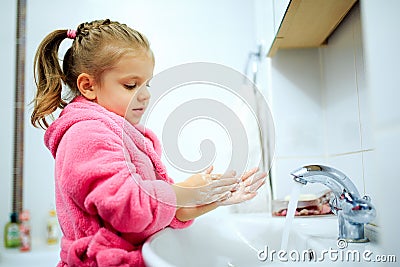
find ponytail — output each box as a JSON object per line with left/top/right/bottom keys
{"left": 31, "top": 30, "right": 68, "bottom": 129}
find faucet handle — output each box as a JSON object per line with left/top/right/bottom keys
{"left": 328, "top": 189, "right": 352, "bottom": 215}
{"left": 329, "top": 197, "right": 340, "bottom": 215}
{"left": 341, "top": 194, "right": 376, "bottom": 224}
{"left": 363, "top": 195, "right": 372, "bottom": 202}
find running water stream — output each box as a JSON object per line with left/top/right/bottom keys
{"left": 280, "top": 182, "right": 304, "bottom": 251}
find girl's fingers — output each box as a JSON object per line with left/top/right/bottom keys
{"left": 208, "top": 170, "right": 236, "bottom": 181}
{"left": 200, "top": 172, "right": 222, "bottom": 183}
{"left": 245, "top": 178, "right": 266, "bottom": 193}
{"left": 245, "top": 192, "right": 258, "bottom": 201}
{"left": 221, "top": 170, "right": 237, "bottom": 178}
{"left": 244, "top": 172, "right": 267, "bottom": 186}
{"left": 218, "top": 191, "right": 233, "bottom": 201}
{"left": 211, "top": 177, "right": 241, "bottom": 188}
{"left": 212, "top": 184, "right": 239, "bottom": 195}
{"left": 205, "top": 165, "right": 214, "bottom": 174}
{"left": 209, "top": 173, "right": 221, "bottom": 180}
{"left": 240, "top": 167, "right": 259, "bottom": 182}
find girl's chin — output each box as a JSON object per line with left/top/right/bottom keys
{"left": 125, "top": 116, "right": 141, "bottom": 125}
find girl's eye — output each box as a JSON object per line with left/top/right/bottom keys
{"left": 146, "top": 78, "right": 152, "bottom": 88}
{"left": 124, "top": 84, "right": 137, "bottom": 90}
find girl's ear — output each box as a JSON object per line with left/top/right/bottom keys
{"left": 77, "top": 73, "right": 97, "bottom": 100}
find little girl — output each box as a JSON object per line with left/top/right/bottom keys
{"left": 31, "top": 19, "right": 266, "bottom": 267}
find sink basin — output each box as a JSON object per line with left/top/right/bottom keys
{"left": 143, "top": 213, "right": 382, "bottom": 267}
{"left": 143, "top": 214, "right": 323, "bottom": 266}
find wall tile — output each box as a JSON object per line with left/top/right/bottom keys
{"left": 362, "top": 150, "right": 378, "bottom": 205}
{"left": 321, "top": 8, "right": 362, "bottom": 155}
{"left": 327, "top": 153, "right": 365, "bottom": 198}
{"left": 361, "top": 0, "right": 400, "bottom": 129}
{"left": 352, "top": 6, "right": 375, "bottom": 151}
{"left": 372, "top": 127, "right": 400, "bottom": 253}
{"left": 360, "top": 150, "right": 379, "bottom": 226}
{"left": 271, "top": 49, "right": 324, "bottom": 158}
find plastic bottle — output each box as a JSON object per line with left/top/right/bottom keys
{"left": 46, "top": 209, "right": 59, "bottom": 245}
{"left": 4, "top": 212, "right": 20, "bottom": 248}
{"left": 19, "top": 210, "right": 31, "bottom": 252}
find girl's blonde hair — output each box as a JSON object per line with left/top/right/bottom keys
{"left": 31, "top": 19, "right": 153, "bottom": 129}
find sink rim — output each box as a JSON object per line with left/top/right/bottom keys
{"left": 142, "top": 213, "right": 341, "bottom": 267}
{"left": 143, "top": 228, "right": 179, "bottom": 267}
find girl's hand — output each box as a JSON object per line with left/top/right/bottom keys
{"left": 172, "top": 168, "right": 240, "bottom": 208}
{"left": 218, "top": 168, "right": 267, "bottom": 206}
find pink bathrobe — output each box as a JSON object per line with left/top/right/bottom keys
{"left": 45, "top": 96, "right": 192, "bottom": 267}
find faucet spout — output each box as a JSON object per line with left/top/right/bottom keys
{"left": 291, "top": 165, "right": 360, "bottom": 199}
{"left": 290, "top": 165, "right": 376, "bottom": 243}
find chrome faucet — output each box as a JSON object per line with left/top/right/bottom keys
{"left": 291, "top": 165, "right": 376, "bottom": 243}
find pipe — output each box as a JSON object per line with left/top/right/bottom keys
{"left": 12, "top": 0, "right": 27, "bottom": 216}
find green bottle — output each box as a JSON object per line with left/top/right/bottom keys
{"left": 4, "top": 212, "right": 21, "bottom": 248}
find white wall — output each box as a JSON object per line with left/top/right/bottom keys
{"left": 361, "top": 0, "right": 400, "bottom": 255}
{"left": 1, "top": 0, "right": 258, "bottom": 245}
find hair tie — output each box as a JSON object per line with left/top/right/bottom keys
{"left": 67, "top": 29, "right": 77, "bottom": 39}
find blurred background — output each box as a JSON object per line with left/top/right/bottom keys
{"left": 0, "top": 0, "right": 399, "bottom": 262}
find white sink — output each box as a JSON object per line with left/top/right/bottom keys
{"left": 143, "top": 214, "right": 381, "bottom": 267}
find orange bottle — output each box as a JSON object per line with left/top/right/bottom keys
{"left": 19, "top": 210, "right": 31, "bottom": 252}
{"left": 46, "top": 209, "right": 59, "bottom": 245}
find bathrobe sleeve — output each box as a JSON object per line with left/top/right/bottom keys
{"left": 57, "top": 120, "right": 177, "bottom": 234}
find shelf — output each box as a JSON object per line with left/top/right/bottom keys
{"left": 268, "top": 0, "right": 358, "bottom": 57}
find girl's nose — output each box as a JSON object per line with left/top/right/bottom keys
{"left": 137, "top": 86, "right": 150, "bottom": 102}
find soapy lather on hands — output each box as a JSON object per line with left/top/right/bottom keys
{"left": 173, "top": 166, "right": 267, "bottom": 207}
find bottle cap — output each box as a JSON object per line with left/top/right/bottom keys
{"left": 49, "top": 209, "right": 57, "bottom": 216}
{"left": 10, "top": 212, "right": 19, "bottom": 223}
